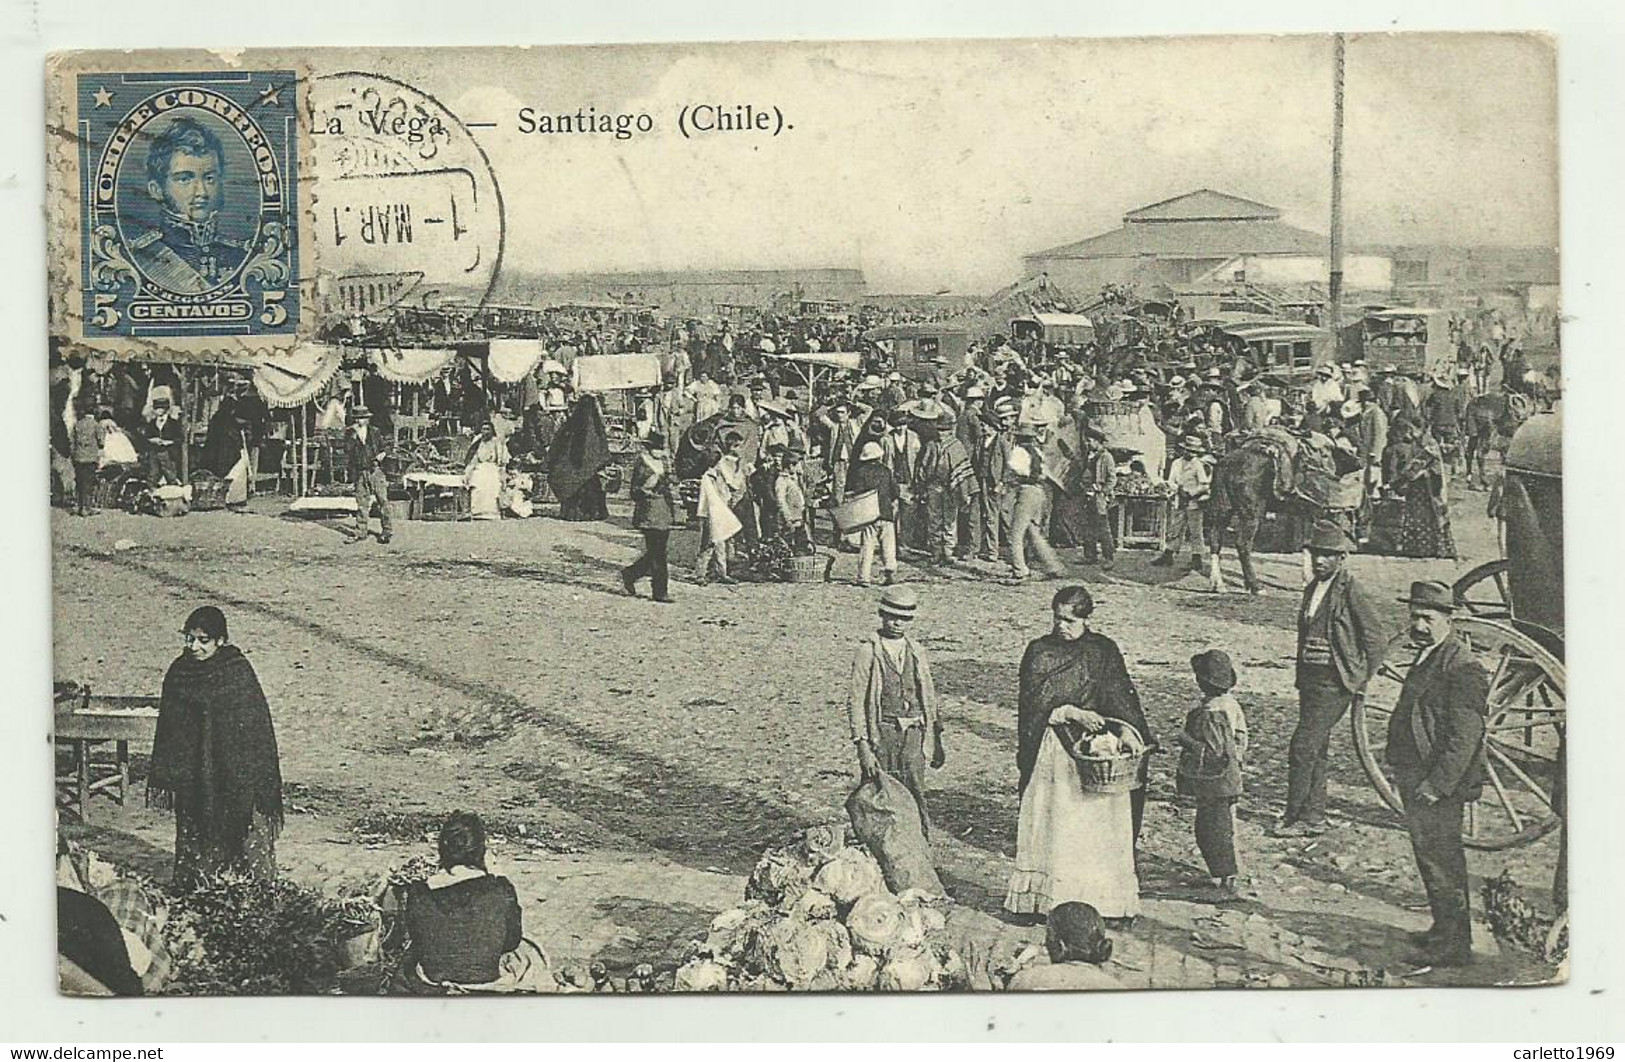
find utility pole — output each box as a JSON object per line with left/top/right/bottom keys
{"left": 1327, "top": 32, "right": 1346, "bottom": 342}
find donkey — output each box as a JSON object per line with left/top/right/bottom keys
{"left": 1464, "top": 390, "right": 1536, "bottom": 489}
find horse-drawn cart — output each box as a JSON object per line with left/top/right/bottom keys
{"left": 1351, "top": 411, "right": 1565, "bottom": 855}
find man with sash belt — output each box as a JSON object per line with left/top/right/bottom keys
{"left": 1276, "top": 521, "right": 1386, "bottom": 836}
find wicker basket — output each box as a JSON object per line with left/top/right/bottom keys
{"left": 1057, "top": 720, "right": 1145, "bottom": 794}
{"left": 783, "top": 552, "right": 832, "bottom": 583}
{"left": 829, "top": 489, "right": 880, "bottom": 534}
{"left": 189, "top": 474, "right": 232, "bottom": 511}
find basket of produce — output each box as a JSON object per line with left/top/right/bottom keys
{"left": 828, "top": 490, "right": 880, "bottom": 534}
{"left": 188, "top": 473, "right": 232, "bottom": 511}
{"left": 784, "top": 552, "right": 833, "bottom": 584}
{"left": 1055, "top": 719, "right": 1145, "bottom": 794}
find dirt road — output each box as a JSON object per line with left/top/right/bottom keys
{"left": 53, "top": 484, "right": 1561, "bottom": 989}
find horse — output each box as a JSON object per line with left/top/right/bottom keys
{"left": 1464, "top": 390, "right": 1536, "bottom": 489}
{"left": 1207, "top": 433, "right": 1356, "bottom": 596}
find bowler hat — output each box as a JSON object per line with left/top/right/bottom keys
{"left": 1304, "top": 520, "right": 1356, "bottom": 553}
{"left": 1191, "top": 649, "right": 1237, "bottom": 692}
{"left": 878, "top": 585, "right": 919, "bottom": 619}
{"left": 1398, "top": 580, "right": 1456, "bottom": 613}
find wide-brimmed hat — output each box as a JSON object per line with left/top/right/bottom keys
{"left": 993, "top": 396, "right": 1020, "bottom": 419}
{"left": 857, "top": 374, "right": 884, "bottom": 391}
{"left": 1168, "top": 375, "right": 1186, "bottom": 387}
{"left": 1399, "top": 580, "right": 1456, "bottom": 613}
{"left": 1304, "top": 520, "right": 1356, "bottom": 553}
{"left": 1339, "top": 398, "right": 1363, "bottom": 419}
{"left": 857, "top": 440, "right": 884, "bottom": 461}
{"left": 1205, "top": 367, "right": 1223, "bottom": 380}
{"left": 936, "top": 407, "right": 958, "bottom": 426}
{"left": 1432, "top": 371, "right": 1454, "bottom": 389}
{"left": 1191, "top": 649, "right": 1237, "bottom": 692}
{"left": 1179, "top": 434, "right": 1208, "bottom": 453}
{"left": 1315, "top": 364, "right": 1335, "bottom": 378}
{"left": 879, "top": 585, "right": 919, "bottom": 620}
{"left": 352, "top": 405, "right": 373, "bottom": 419}
{"left": 908, "top": 398, "right": 945, "bottom": 421}
{"left": 757, "top": 398, "right": 791, "bottom": 418}
{"left": 541, "top": 359, "right": 567, "bottom": 375}
{"left": 1084, "top": 425, "right": 1108, "bottom": 443}
{"left": 964, "top": 384, "right": 987, "bottom": 399}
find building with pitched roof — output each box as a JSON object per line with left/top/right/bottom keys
{"left": 1022, "top": 189, "right": 1393, "bottom": 294}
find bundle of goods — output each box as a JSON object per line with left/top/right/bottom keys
{"left": 188, "top": 472, "right": 232, "bottom": 511}
{"left": 1111, "top": 471, "right": 1174, "bottom": 500}
{"left": 671, "top": 823, "right": 969, "bottom": 992}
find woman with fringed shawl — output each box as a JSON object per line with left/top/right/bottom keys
{"left": 1005, "top": 586, "right": 1153, "bottom": 924}
{"left": 147, "top": 607, "right": 284, "bottom": 889}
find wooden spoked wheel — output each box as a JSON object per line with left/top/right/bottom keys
{"left": 1451, "top": 560, "right": 1514, "bottom": 622}
{"left": 1352, "top": 617, "right": 1564, "bottom": 850}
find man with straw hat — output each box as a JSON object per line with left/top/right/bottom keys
{"left": 1276, "top": 520, "right": 1386, "bottom": 837}
{"left": 845, "top": 586, "right": 946, "bottom": 834}
{"left": 1155, "top": 434, "right": 1213, "bottom": 572}
{"left": 1387, "top": 580, "right": 1488, "bottom": 969}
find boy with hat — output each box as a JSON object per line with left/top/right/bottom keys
{"left": 1177, "top": 649, "right": 1249, "bottom": 900}
{"left": 143, "top": 395, "right": 185, "bottom": 487}
{"left": 345, "top": 406, "right": 393, "bottom": 545}
{"left": 70, "top": 397, "right": 106, "bottom": 516}
{"left": 1387, "top": 580, "right": 1489, "bottom": 968}
{"left": 1156, "top": 435, "right": 1213, "bottom": 572}
{"left": 1277, "top": 520, "right": 1386, "bottom": 836}
{"left": 845, "top": 586, "right": 946, "bottom": 834}
{"left": 1074, "top": 424, "right": 1117, "bottom": 568}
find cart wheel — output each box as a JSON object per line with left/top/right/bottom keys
{"left": 1452, "top": 559, "right": 1513, "bottom": 621}
{"left": 1352, "top": 617, "right": 1564, "bottom": 850}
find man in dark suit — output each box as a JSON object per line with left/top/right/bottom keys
{"left": 346, "top": 406, "right": 393, "bottom": 545}
{"left": 1387, "top": 580, "right": 1488, "bottom": 967}
{"left": 1276, "top": 520, "right": 1387, "bottom": 836}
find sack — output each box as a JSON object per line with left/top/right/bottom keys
{"left": 846, "top": 773, "right": 945, "bottom": 897}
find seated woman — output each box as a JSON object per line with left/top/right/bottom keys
{"left": 402, "top": 812, "right": 548, "bottom": 993}
{"left": 1005, "top": 901, "right": 1123, "bottom": 991}
{"left": 465, "top": 421, "right": 509, "bottom": 521}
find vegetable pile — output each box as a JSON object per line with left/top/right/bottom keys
{"left": 671, "top": 823, "right": 969, "bottom": 992}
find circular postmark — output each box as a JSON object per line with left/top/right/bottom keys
{"left": 308, "top": 71, "right": 505, "bottom": 321}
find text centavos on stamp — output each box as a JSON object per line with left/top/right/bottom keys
{"left": 77, "top": 71, "right": 300, "bottom": 338}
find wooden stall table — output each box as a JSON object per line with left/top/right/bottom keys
{"left": 1113, "top": 485, "right": 1173, "bottom": 550}
{"left": 404, "top": 471, "right": 471, "bottom": 521}
{"left": 54, "top": 696, "right": 160, "bottom": 822}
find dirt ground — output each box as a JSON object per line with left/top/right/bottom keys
{"left": 53, "top": 475, "right": 1563, "bottom": 990}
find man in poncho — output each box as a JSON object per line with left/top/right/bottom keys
{"left": 546, "top": 397, "right": 612, "bottom": 521}
{"left": 913, "top": 407, "right": 976, "bottom": 565}
{"left": 147, "top": 606, "right": 283, "bottom": 888}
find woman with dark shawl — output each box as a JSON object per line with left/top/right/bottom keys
{"left": 1006, "top": 586, "right": 1152, "bottom": 924}
{"left": 147, "top": 607, "right": 283, "bottom": 889}
{"left": 545, "top": 397, "right": 612, "bottom": 521}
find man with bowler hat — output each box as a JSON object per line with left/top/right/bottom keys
{"left": 1276, "top": 520, "right": 1386, "bottom": 836}
{"left": 1388, "top": 580, "right": 1488, "bottom": 967}
{"left": 346, "top": 406, "right": 393, "bottom": 545}
{"left": 621, "top": 431, "right": 677, "bottom": 603}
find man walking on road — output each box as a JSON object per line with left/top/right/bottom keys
{"left": 1276, "top": 521, "right": 1386, "bottom": 837}
{"left": 1386, "top": 580, "right": 1488, "bottom": 969}
{"left": 346, "top": 406, "right": 393, "bottom": 545}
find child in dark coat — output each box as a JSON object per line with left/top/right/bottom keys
{"left": 1176, "top": 649, "right": 1248, "bottom": 900}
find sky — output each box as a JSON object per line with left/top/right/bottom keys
{"left": 357, "top": 34, "right": 1557, "bottom": 293}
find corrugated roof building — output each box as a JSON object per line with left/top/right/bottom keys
{"left": 1023, "top": 189, "right": 1391, "bottom": 294}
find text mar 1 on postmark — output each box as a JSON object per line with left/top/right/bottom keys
{"left": 77, "top": 71, "right": 300, "bottom": 339}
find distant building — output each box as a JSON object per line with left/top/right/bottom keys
{"left": 1022, "top": 189, "right": 1392, "bottom": 295}
{"left": 493, "top": 268, "right": 867, "bottom": 315}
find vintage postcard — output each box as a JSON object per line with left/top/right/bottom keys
{"left": 45, "top": 35, "right": 1565, "bottom": 997}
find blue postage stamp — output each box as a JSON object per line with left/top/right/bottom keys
{"left": 77, "top": 71, "right": 299, "bottom": 337}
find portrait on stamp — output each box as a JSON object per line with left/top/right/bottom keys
{"left": 77, "top": 72, "right": 298, "bottom": 337}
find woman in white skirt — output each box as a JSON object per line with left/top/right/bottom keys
{"left": 1005, "top": 585, "right": 1151, "bottom": 923}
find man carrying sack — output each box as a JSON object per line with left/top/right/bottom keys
{"left": 845, "top": 587, "right": 946, "bottom": 837}
{"left": 1388, "top": 580, "right": 1489, "bottom": 969}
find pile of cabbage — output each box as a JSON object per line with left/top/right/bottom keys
{"left": 672, "top": 824, "right": 968, "bottom": 992}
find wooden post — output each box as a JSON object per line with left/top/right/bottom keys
{"left": 76, "top": 740, "right": 90, "bottom": 822}
{"left": 177, "top": 364, "right": 191, "bottom": 481}
{"left": 1327, "top": 33, "right": 1347, "bottom": 342}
